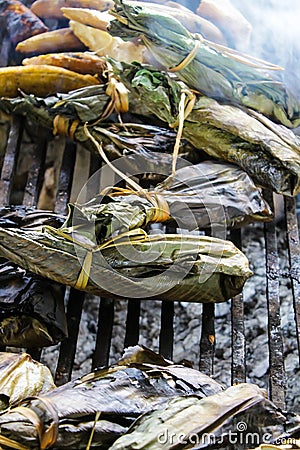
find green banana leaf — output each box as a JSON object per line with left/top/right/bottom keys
{"left": 0, "top": 223, "right": 252, "bottom": 302}
{"left": 0, "top": 352, "right": 55, "bottom": 411}
{"left": 2, "top": 64, "right": 300, "bottom": 196}
{"left": 0, "top": 346, "right": 223, "bottom": 449}
{"left": 109, "top": 0, "right": 300, "bottom": 129}
{"left": 109, "top": 383, "right": 296, "bottom": 450}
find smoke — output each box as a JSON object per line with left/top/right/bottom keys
{"left": 230, "top": 0, "right": 300, "bottom": 99}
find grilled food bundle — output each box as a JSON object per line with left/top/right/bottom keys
{"left": 0, "top": 221, "right": 252, "bottom": 303}
{"left": 0, "top": 346, "right": 299, "bottom": 449}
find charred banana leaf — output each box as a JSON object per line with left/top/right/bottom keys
{"left": 0, "top": 261, "right": 68, "bottom": 347}
{"left": 93, "top": 160, "right": 272, "bottom": 230}
{"left": 109, "top": 383, "right": 297, "bottom": 450}
{"left": 0, "top": 352, "right": 55, "bottom": 411}
{"left": 156, "top": 161, "right": 273, "bottom": 228}
{"left": 0, "top": 224, "right": 252, "bottom": 302}
{"left": 2, "top": 65, "right": 300, "bottom": 196}
{"left": 109, "top": 0, "right": 300, "bottom": 129}
{"left": 0, "top": 345, "right": 223, "bottom": 449}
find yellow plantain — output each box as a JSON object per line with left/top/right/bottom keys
{"left": 30, "top": 0, "right": 114, "bottom": 19}
{"left": 16, "top": 28, "right": 86, "bottom": 54}
{"left": 0, "top": 65, "right": 100, "bottom": 97}
{"left": 22, "top": 52, "right": 107, "bottom": 76}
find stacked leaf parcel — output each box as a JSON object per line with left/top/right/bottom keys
{"left": 0, "top": 346, "right": 299, "bottom": 450}
{"left": 1, "top": 0, "right": 300, "bottom": 306}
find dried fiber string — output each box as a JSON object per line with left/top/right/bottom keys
{"left": 104, "top": 186, "right": 171, "bottom": 223}
{"left": 167, "top": 88, "right": 196, "bottom": 180}
{"left": 42, "top": 225, "right": 150, "bottom": 291}
{"left": 168, "top": 37, "right": 201, "bottom": 73}
{"left": 0, "top": 434, "right": 30, "bottom": 450}
{"left": 86, "top": 411, "right": 101, "bottom": 450}
{"left": 100, "top": 62, "right": 129, "bottom": 121}
{"left": 168, "top": 31, "right": 283, "bottom": 72}
{"left": 10, "top": 397, "right": 58, "bottom": 450}
{"left": 84, "top": 123, "right": 142, "bottom": 193}
{"left": 53, "top": 115, "right": 79, "bottom": 141}
{"left": 74, "top": 229, "right": 150, "bottom": 290}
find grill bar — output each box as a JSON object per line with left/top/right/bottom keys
{"left": 0, "top": 116, "right": 22, "bottom": 205}
{"left": 264, "top": 190, "right": 286, "bottom": 409}
{"left": 230, "top": 228, "right": 246, "bottom": 384}
{"left": 285, "top": 196, "right": 300, "bottom": 362}
{"left": 199, "top": 303, "right": 215, "bottom": 375}
{"left": 92, "top": 297, "right": 115, "bottom": 368}
{"left": 159, "top": 301, "right": 174, "bottom": 360}
{"left": 124, "top": 299, "right": 141, "bottom": 349}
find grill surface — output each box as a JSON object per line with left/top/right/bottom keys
{"left": 0, "top": 1, "right": 300, "bottom": 413}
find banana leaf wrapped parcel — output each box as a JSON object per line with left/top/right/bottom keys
{"left": 109, "top": 0, "right": 300, "bottom": 129}
{"left": 0, "top": 222, "right": 252, "bottom": 302}
{"left": 95, "top": 160, "right": 273, "bottom": 230}
{"left": 109, "top": 61, "right": 300, "bottom": 197}
{"left": 0, "top": 346, "right": 224, "bottom": 449}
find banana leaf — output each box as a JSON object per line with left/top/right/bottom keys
{"left": 0, "top": 205, "right": 65, "bottom": 229}
{"left": 156, "top": 162, "right": 273, "bottom": 228}
{"left": 0, "top": 207, "right": 67, "bottom": 347}
{"left": 109, "top": 0, "right": 300, "bottom": 129}
{"left": 109, "top": 383, "right": 298, "bottom": 450}
{"left": 0, "top": 345, "right": 223, "bottom": 449}
{"left": 0, "top": 261, "right": 68, "bottom": 347}
{"left": 2, "top": 66, "right": 300, "bottom": 196}
{"left": 0, "top": 352, "right": 55, "bottom": 411}
{"left": 0, "top": 223, "right": 252, "bottom": 302}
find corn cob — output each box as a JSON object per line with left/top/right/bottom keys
{"left": 30, "top": 0, "right": 114, "bottom": 19}
{"left": 0, "top": 65, "right": 100, "bottom": 97}
{"left": 0, "top": 0, "right": 48, "bottom": 45}
{"left": 22, "top": 52, "right": 107, "bottom": 76}
{"left": 16, "top": 28, "right": 86, "bottom": 54}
